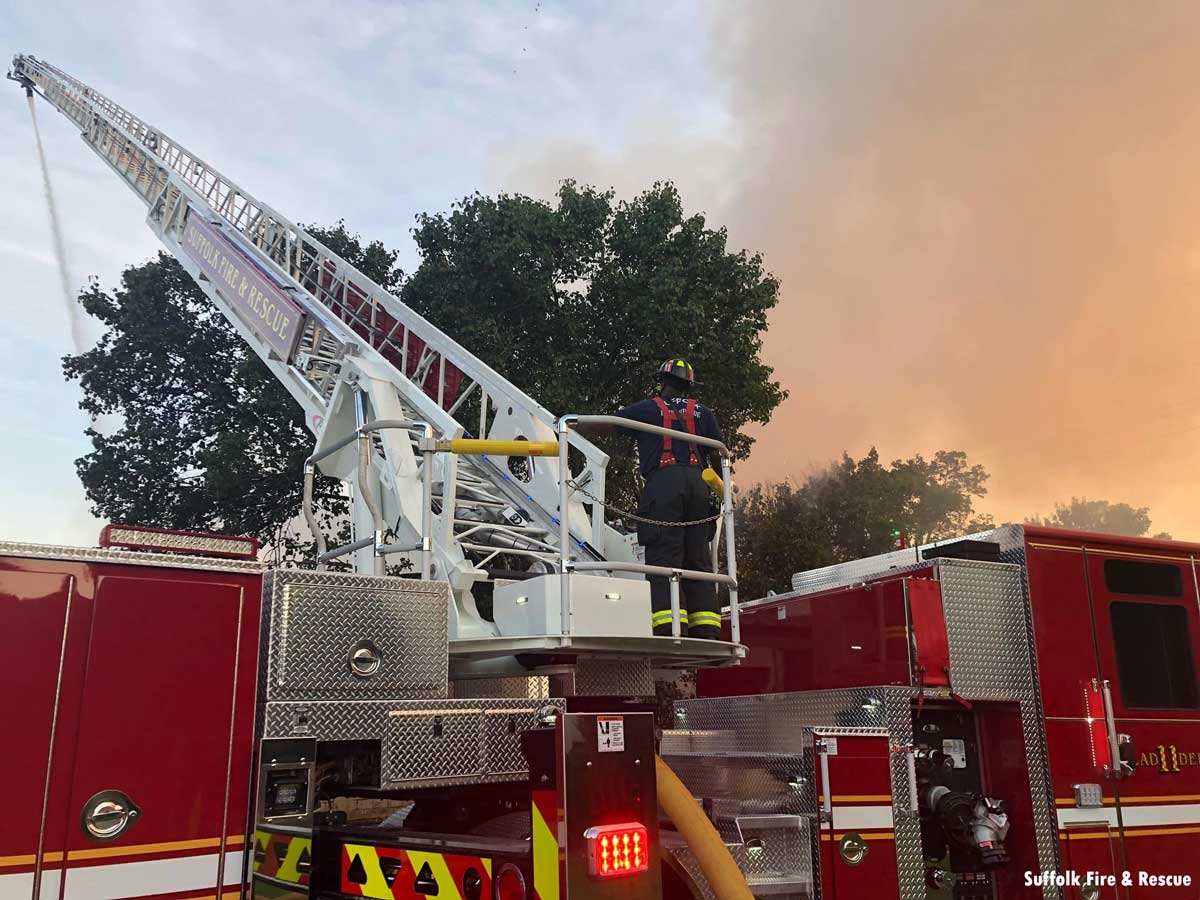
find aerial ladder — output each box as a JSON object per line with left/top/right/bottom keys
{"left": 8, "top": 54, "right": 743, "bottom": 670}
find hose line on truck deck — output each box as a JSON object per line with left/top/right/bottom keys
{"left": 656, "top": 756, "right": 755, "bottom": 900}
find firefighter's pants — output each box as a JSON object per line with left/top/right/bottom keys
{"left": 637, "top": 465, "right": 721, "bottom": 639}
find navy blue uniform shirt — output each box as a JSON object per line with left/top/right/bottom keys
{"left": 615, "top": 396, "right": 724, "bottom": 476}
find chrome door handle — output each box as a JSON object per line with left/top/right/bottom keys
{"left": 81, "top": 790, "right": 140, "bottom": 841}
{"left": 840, "top": 832, "right": 869, "bottom": 866}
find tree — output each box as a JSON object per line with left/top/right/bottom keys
{"left": 734, "top": 448, "right": 994, "bottom": 601}
{"left": 64, "top": 182, "right": 785, "bottom": 550}
{"left": 1027, "top": 498, "right": 1170, "bottom": 540}
{"left": 63, "top": 223, "right": 403, "bottom": 563}
{"left": 403, "top": 180, "right": 786, "bottom": 505}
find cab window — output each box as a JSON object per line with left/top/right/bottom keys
{"left": 1110, "top": 601, "right": 1199, "bottom": 709}
{"left": 1103, "top": 559, "right": 1183, "bottom": 597}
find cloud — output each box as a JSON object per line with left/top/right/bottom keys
{"left": 0, "top": 0, "right": 717, "bottom": 544}
{"left": 500, "top": 1, "right": 1200, "bottom": 538}
{"left": 11, "top": 1, "right": 1198, "bottom": 547}
{"left": 713, "top": 1, "right": 1200, "bottom": 536}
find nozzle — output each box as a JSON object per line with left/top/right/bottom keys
{"left": 6, "top": 70, "right": 35, "bottom": 96}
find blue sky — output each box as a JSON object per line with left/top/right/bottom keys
{"left": 0, "top": 0, "right": 728, "bottom": 544}
{"left": 5, "top": 1, "right": 1200, "bottom": 547}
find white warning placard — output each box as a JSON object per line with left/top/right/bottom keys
{"left": 597, "top": 715, "right": 625, "bottom": 752}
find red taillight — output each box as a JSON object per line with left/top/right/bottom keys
{"left": 584, "top": 823, "right": 649, "bottom": 878}
{"left": 494, "top": 863, "right": 526, "bottom": 900}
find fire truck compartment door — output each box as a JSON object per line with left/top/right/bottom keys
{"left": 1060, "top": 824, "right": 1120, "bottom": 900}
{"left": 1, "top": 568, "right": 75, "bottom": 899}
{"left": 60, "top": 573, "right": 245, "bottom": 900}
{"left": 814, "top": 733, "right": 899, "bottom": 900}
{"left": 905, "top": 578, "right": 951, "bottom": 688}
{"left": 1081, "top": 549, "right": 1200, "bottom": 881}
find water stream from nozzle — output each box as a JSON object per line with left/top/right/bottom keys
{"left": 27, "top": 92, "right": 87, "bottom": 357}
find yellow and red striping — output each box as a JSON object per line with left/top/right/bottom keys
{"left": 253, "top": 829, "right": 311, "bottom": 885}
{"left": 338, "top": 842, "right": 494, "bottom": 900}
{"left": 530, "top": 789, "right": 560, "bottom": 900}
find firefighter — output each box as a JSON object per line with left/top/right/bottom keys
{"left": 582, "top": 359, "right": 724, "bottom": 639}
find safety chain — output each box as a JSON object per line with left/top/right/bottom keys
{"left": 566, "top": 479, "right": 722, "bottom": 528}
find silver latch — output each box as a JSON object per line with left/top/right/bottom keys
{"left": 840, "top": 832, "right": 869, "bottom": 866}
{"left": 348, "top": 640, "right": 382, "bottom": 678}
{"left": 81, "top": 790, "right": 140, "bottom": 842}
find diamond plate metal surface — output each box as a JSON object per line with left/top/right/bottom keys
{"left": 450, "top": 676, "right": 551, "bottom": 699}
{"left": 939, "top": 555, "right": 1061, "bottom": 898}
{"left": 448, "top": 658, "right": 653, "bottom": 699}
{"left": 103, "top": 527, "right": 254, "bottom": 556}
{"left": 260, "top": 570, "right": 448, "bottom": 701}
{"left": 672, "top": 818, "right": 811, "bottom": 899}
{"left": 737, "top": 816, "right": 811, "bottom": 889}
{"left": 570, "top": 657, "right": 655, "bottom": 696}
{"left": 670, "top": 690, "right": 897, "bottom": 900}
{"left": 263, "top": 697, "right": 564, "bottom": 789}
{"left": 672, "top": 641, "right": 1062, "bottom": 900}
{"left": 0, "top": 539, "right": 263, "bottom": 574}
{"left": 938, "top": 560, "right": 1031, "bottom": 697}
{"left": 664, "top": 753, "right": 806, "bottom": 818}
{"left": 674, "top": 689, "right": 893, "bottom": 753}
{"left": 883, "top": 689, "right": 922, "bottom": 900}
{"left": 668, "top": 841, "right": 733, "bottom": 900}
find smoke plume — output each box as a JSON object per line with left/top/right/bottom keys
{"left": 507, "top": 2, "right": 1200, "bottom": 537}
{"left": 712, "top": 1, "right": 1200, "bottom": 536}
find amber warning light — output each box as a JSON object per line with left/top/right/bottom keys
{"left": 584, "top": 823, "right": 649, "bottom": 878}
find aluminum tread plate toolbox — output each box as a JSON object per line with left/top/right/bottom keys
{"left": 260, "top": 570, "right": 449, "bottom": 702}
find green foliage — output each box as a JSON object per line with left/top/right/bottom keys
{"left": 404, "top": 180, "right": 786, "bottom": 505}
{"left": 63, "top": 183, "right": 784, "bottom": 552}
{"left": 1027, "top": 497, "right": 1169, "bottom": 540}
{"left": 734, "top": 448, "right": 994, "bottom": 601}
{"left": 62, "top": 223, "right": 402, "bottom": 563}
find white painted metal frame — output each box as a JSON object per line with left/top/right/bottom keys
{"left": 11, "top": 54, "right": 630, "bottom": 641}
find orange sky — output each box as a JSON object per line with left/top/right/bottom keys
{"left": 504, "top": 2, "right": 1200, "bottom": 539}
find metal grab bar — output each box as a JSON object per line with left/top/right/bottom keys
{"left": 303, "top": 415, "right": 434, "bottom": 579}
{"left": 355, "top": 392, "right": 385, "bottom": 576}
{"left": 564, "top": 414, "right": 730, "bottom": 456}
{"left": 555, "top": 413, "right": 741, "bottom": 644}
{"left": 571, "top": 560, "right": 735, "bottom": 585}
{"left": 319, "top": 536, "right": 374, "bottom": 563}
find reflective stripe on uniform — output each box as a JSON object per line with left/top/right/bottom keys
{"left": 652, "top": 610, "right": 689, "bottom": 625}
{"left": 689, "top": 611, "right": 721, "bottom": 627}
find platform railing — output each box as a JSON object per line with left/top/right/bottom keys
{"left": 556, "top": 415, "right": 741, "bottom": 644}
{"left": 302, "top": 416, "right": 435, "bottom": 578}
{"left": 302, "top": 409, "right": 562, "bottom": 580}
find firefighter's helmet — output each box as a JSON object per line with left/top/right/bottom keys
{"left": 657, "top": 358, "right": 699, "bottom": 386}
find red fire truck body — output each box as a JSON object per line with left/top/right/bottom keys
{"left": 2, "top": 537, "right": 679, "bottom": 900}
{"left": 8, "top": 528, "right": 1200, "bottom": 900}
{"left": 676, "top": 523, "right": 1200, "bottom": 900}
{"left": 5, "top": 540, "right": 264, "bottom": 900}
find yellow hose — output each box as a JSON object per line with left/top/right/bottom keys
{"left": 656, "top": 756, "right": 754, "bottom": 900}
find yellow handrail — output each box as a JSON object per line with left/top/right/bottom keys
{"left": 435, "top": 438, "right": 559, "bottom": 457}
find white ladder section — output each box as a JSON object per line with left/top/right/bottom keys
{"left": 10, "top": 54, "right": 743, "bottom": 658}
